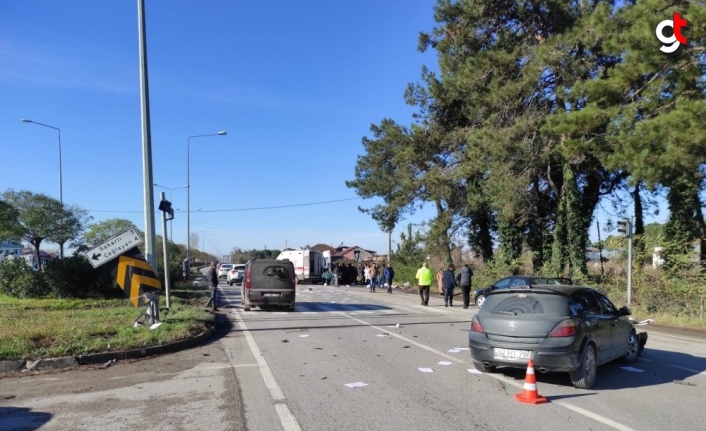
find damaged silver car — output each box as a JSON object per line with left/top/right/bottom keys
{"left": 469, "top": 285, "right": 647, "bottom": 389}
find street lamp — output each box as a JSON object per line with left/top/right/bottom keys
{"left": 186, "top": 131, "right": 226, "bottom": 262}
{"left": 22, "top": 119, "right": 64, "bottom": 259}
{"left": 154, "top": 183, "right": 187, "bottom": 241}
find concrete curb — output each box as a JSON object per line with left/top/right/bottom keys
{"left": 0, "top": 326, "right": 217, "bottom": 374}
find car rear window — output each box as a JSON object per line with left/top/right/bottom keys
{"left": 482, "top": 292, "right": 570, "bottom": 316}
{"left": 220, "top": 264, "right": 232, "bottom": 269}
{"left": 260, "top": 264, "right": 290, "bottom": 280}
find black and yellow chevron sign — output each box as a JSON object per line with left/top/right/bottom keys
{"left": 114, "top": 255, "right": 162, "bottom": 307}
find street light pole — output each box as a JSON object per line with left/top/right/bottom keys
{"left": 186, "top": 132, "right": 226, "bottom": 263}
{"left": 21, "top": 119, "right": 63, "bottom": 259}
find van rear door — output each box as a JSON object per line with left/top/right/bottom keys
{"left": 248, "top": 260, "right": 295, "bottom": 304}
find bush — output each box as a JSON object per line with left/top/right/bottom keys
{"left": 0, "top": 256, "right": 121, "bottom": 300}
{"left": 43, "top": 256, "right": 120, "bottom": 299}
{"left": 0, "top": 258, "right": 50, "bottom": 298}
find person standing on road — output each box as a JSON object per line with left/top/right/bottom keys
{"left": 415, "top": 262, "right": 433, "bottom": 306}
{"left": 349, "top": 263, "right": 358, "bottom": 286}
{"left": 182, "top": 257, "right": 190, "bottom": 282}
{"left": 436, "top": 267, "right": 444, "bottom": 296}
{"left": 205, "top": 263, "right": 219, "bottom": 312}
{"left": 333, "top": 263, "right": 340, "bottom": 287}
{"left": 442, "top": 263, "right": 458, "bottom": 307}
{"left": 456, "top": 263, "right": 474, "bottom": 309}
{"left": 384, "top": 264, "right": 395, "bottom": 294}
{"left": 369, "top": 263, "right": 378, "bottom": 292}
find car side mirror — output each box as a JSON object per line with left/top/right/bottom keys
{"left": 619, "top": 306, "right": 632, "bottom": 316}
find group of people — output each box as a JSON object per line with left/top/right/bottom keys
{"left": 416, "top": 262, "right": 474, "bottom": 308}
{"left": 322, "top": 262, "right": 395, "bottom": 294}
{"left": 363, "top": 263, "right": 395, "bottom": 293}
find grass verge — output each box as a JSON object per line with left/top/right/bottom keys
{"left": 0, "top": 282, "right": 214, "bottom": 361}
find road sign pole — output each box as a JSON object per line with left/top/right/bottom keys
{"left": 160, "top": 192, "right": 171, "bottom": 309}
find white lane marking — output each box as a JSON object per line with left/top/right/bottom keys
{"left": 553, "top": 402, "right": 638, "bottom": 431}
{"left": 342, "top": 313, "right": 468, "bottom": 363}
{"left": 647, "top": 331, "right": 706, "bottom": 343}
{"left": 338, "top": 309, "right": 636, "bottom": 431}
{"left": 234, "top": 312, "right": 302, "bottom": 431}
{"left": 670, "top": 365, "right": 706, "bottom": 377}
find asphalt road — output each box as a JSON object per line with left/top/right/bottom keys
{"left": 1, "top": 279, "right": 705, "bottom": 431}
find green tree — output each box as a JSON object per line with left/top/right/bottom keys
{"left": 2, "top": 190, "right": 64, "bottom": 268}
{"left": 82, "top": 218, "right": 143, "bottom": 246}
{"left": 47, "top": 204, "right": 92, "bottom": 257}
{"left": 0, "top": 199, "right": 22, "bottom": 240}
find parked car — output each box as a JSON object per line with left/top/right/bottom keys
{"left": 468, "top": 285, "right": 647, "bottom": 389}
{"left": 217, "top": 263, "right": 233, "bottom": 279}
{"left": 241, "top": 259, "right": 296, "bottom": 311}
{"left": 227, "top": 264, "right": 246, "bottom": 286}
{"left": 474, "top": 276, "right": 572, "bottom": 308}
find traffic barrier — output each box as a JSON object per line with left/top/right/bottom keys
{"left": 514, "top": 359, "right": 548, "bottom": 404}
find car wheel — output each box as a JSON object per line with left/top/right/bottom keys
{"left": 475, "top": 295, "right": 486, "bottom": 308}
{"left": 622, "top": 329, "right": 639, "bottom": 363}
{"left": 570, "top": 343, "right": 597, "bottom": 389}
{"left": 472, "top": 360, "right": 496, "bottom": 373}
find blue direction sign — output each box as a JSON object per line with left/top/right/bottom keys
{"left": 85, "top": 228, "right": 143, "bottom": 268}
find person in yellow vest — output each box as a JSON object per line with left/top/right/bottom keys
{"left": 415, "top": 262, "right": 433, "bottom": 306}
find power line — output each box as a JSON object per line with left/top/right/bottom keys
{"left": 88, "top": 197, "right": 362, "bottom": 214}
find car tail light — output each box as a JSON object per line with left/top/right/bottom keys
{"left": 548, "top": 319, "right": 578, "bottom": 337}
{"left": 470, "top": 316, "right": 485, "bottom": 333}
{"left": 244, "top": 266, "right": 251, "bottom": 291}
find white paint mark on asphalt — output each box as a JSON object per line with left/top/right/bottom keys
{"left": 234, "top": 312, "right": 302, "bottom": 431}
{"left": 621, "top": 367, "right": 644, "bottom": 372}
{"left": 438, "top": 361, "right": 452, "bottom": 366}
{"left": 345, "top": 382, "right": 368, "bottom": 388}
{"left": 298, "top": 334, "right": 309, "bottom": 338}
{"left": 467, "top": 368, "right": 482, "bottom": 374}
{"left": 377, "top": 334, "right": 387, "bottom": 337}
{"left": 448, "top": 349, "right": 461, "bottom": 353}
{"left": 553, "top": 402, "right": 639, "bottom": 431}
{"left": 418, "top": 368, "right": 434, "bottom": 373}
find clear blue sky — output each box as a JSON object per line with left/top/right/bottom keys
{"left": 0, "top": 1, "right": 667, "bottom": 258}
{"left": 1, "top": 0, "right": 442, "bottom": 257}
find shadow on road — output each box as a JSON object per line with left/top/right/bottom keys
{"left": 491, "top": 347, "right": 706, "bottom": 390}
{"left": 0, "top": 407, "right": 52, "bottom": 431}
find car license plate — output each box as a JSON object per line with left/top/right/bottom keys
{"left": 263, "top": 293, "right": 281, "bottom": 297}
{"left": 493, "top": 348, "right": 531, "bottom": 361}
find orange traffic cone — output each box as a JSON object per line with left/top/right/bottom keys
{"left": 514, "top": 359, "right": 548, "bottom": 404}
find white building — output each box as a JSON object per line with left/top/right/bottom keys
{"left": 0, "top": 239, "right": 23, "bottom": 257}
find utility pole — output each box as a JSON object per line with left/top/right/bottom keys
{"left": 137, "top": 0, "right": 156, "bottom": 269}
{"left": 617, "top": 217, "right": 634, "bottom": 305}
